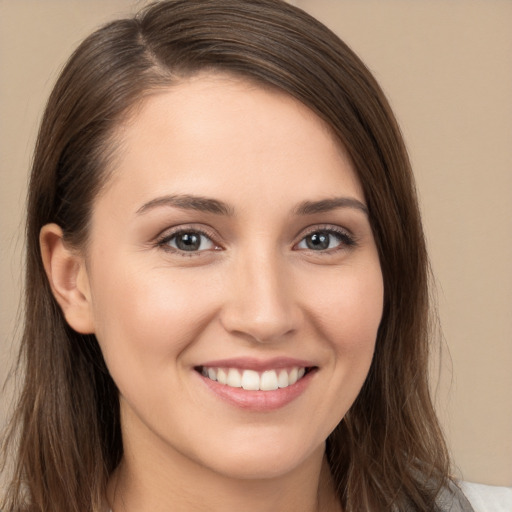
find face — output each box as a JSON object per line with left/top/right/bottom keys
{"left": 81, "top": 74, "right": 383, "bottom": 480}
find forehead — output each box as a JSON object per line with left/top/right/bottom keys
{"left": 98, "top": 72, "right": 364, "bottom": 212}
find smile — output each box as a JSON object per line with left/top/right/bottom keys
{"left": 198, "top": 366, "right": 309, "bottom": 391}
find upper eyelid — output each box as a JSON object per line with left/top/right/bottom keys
{"left": 155, "top": 224, "right": 219, "bottom": 243}
{"left": 295, "top": 223, "right": 354, "bottom": 239}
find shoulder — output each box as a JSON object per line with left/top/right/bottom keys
{"left": 435, "top": 480, "right": 475, "bottom": 511}
{"left": 458, "top": 481, "right": 512, "bottom": 512}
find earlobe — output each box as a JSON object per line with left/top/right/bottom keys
{"left": 40, "top": 223, "right": 95, "bottom": 334}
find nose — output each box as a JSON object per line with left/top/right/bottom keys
{"left": 219, "top": 249, "right": 301, "bottom": 344}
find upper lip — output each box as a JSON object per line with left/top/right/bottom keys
{"left": 196, "top": 356, "right": 317, "bottom": 372}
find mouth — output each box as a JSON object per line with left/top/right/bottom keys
{"left": 194, "top": 366, "right": 316, "bottom": 391}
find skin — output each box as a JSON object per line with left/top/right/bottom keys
{"left": 41, "top": 73, "right": 384, "bottom": 512}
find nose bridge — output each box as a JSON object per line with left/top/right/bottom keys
{"left": 220, "top": 242, "right": 299, "bottom": 343}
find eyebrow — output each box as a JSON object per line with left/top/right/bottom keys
{"left": 294, "top": 197, "right": 368, "bottom": 216}
{"left": 136, "top": 194, "right": 368, "bottom": 217}
{"left": 136, "top": 194, "right": 234, "bottom": 216}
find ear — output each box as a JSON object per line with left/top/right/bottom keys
{"left": 40, "top": 223, "right": 95, "bottom": 334}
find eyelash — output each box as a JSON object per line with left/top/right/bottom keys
{"left": 156, "top": 227, "right": 220, "bottom": 257}
{"left": 155, "top": 225, "right": 356, "bottom": 256}
{"left": 296, "top": 225, "right": 357, "bottom": 254}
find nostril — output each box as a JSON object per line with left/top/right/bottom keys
{"left": 219, "top": 307, "right": 300, "bottom": 344}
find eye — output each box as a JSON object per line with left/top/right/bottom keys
{"left": 159, "top": 230, "right": 217, "bottom": 253}
{"left": 296, "top": 229, "right": 354, "bottom": 252}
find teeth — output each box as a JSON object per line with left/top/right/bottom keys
{"left": 241, "top": 370, "right": 260, "bottom": 390}
{"left": 277, "top": 369, "right": 289, "bottom": 388}
{"left": 200, "top": 366, "right": 309, "bottom": 391}
{"left": 227, "top": 368, "right": 242, "bottom": 388}
{"left": 260, "top": 370, "right": 278, "bottom": 391}
{"left": 217, "top": 368, "right": 228, "bottom": 385}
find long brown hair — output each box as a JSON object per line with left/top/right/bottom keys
{"left": 2, "top": 1, "right": 452, "bottom": 510}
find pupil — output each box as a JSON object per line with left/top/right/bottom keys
{"left": 176, "top": 233, "right": 200, "bottom": 251}
{"left": 307, "top": 232, "right": 329, "bottom": 250}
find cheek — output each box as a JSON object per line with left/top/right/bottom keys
{"left": 290, "top": 261, "right": 383, "bottom": 439}
{"left": 88, "top": 262, "right": 221, "bottom": 380}
{"left": 303, "top": 263, "right": 384, "bottom": 356}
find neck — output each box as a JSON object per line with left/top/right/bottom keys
{"left": 108, "top": 433, "right": 340, "bottom": 512}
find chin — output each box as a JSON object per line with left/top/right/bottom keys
{"left": 187, "top": 431, "right": 325, "bottom": 481}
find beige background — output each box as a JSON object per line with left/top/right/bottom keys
{"left": 1, "top": 0, "right": 511, "bottom": 487}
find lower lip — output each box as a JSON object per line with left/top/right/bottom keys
{"left": 196, "top": 370, "right": 316, "bottom": 412}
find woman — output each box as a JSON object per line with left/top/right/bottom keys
{"left": 0, "top": 1, "right": 475, "bottom": 511}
